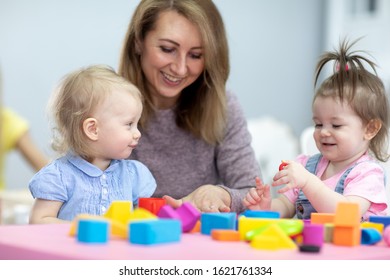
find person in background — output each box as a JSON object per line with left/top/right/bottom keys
{"left": 0, "top": 66, "right": 48, "bottom": 190}
{"left": 243, "top": 38, "right": 389, "bottom": 220}
{"left": 119, "top": 0, "right": 261, "bottom": 213}
{"left": 29, "top": 65, "right": 156, "bottom": 223}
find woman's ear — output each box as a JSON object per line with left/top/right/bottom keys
{"left": 83, "top": 118, "right": 99, "bottom": 141}
{"left": 364, "top": 119, "right": 382, "bottom": 140}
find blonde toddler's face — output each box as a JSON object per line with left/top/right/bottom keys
{"left": 312, "top": 96, "right": 370, "bottom": 164}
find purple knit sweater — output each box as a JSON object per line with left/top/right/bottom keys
{"left": 130, "top": 92, "right": 262, "bottom": 213}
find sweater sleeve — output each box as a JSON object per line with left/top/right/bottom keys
{"left": 216, "top": 92, "right": 262, "bottom": 213}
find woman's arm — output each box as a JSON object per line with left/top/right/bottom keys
{"left": 16, "top": 131, "right": 49, "bottom": 171}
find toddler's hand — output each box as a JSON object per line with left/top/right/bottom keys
{"left": 243, "top": 177, "right": 272, "bottom": 210}
{"left": 272, "top": 161, "right": 310, "bottom": 193}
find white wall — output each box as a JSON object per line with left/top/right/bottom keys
{"left": 4, "top": 0, "right": 388, "bottom": 190}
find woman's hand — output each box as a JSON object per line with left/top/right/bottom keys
{"left": 242, "top": 177, "right": 272, "bottom": 210}
{"left": 163, "top": 184, "right": 231, "bottom": 212}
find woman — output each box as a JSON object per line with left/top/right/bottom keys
{"left": 119, "top": 0, "right": 261, "bottom": 213}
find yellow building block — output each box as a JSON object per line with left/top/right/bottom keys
{"left": 103, "top": 201, "right": 132, "bottom": 224}
{"left": 361, "top": 221, "right": 384, "bottom": 233}
{"left": 250, "top": 224, "right": 297, "bottom": 250}
{"left": 238, "top": 216, "right": 280, "bottom": 240}
{"left": 128, "top": 208, "right": 157, "bottom": 221}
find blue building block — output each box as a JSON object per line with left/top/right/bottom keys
{"left": 77, "top": 219, "right": 109, "bottom": 243}
{"left": 368, "top": 216, "right": 390, "bottom": 228}
{"left": 129, "top": 219, "right": 181, "bottom": 245}
{"left": 200, "top": 213, "right": 237, "bottom": 235}
{"left": 241, "top": 210, "right": 280, "bottom": 219}
{"left": 361, "top": 228, "right": 382, "bottom": 245}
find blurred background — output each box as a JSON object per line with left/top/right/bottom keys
{"left": 0, "top": 0, "right": 389, "bottom": 192}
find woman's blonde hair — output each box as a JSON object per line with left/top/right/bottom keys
{"left": 314, "top": 38, "right": 389, "bottom": 162}
{"left": 49, "top": 64, "right": 142, "bottom": 160}
{"left": 119, "top": 0, "right": 229, "bottom": 145}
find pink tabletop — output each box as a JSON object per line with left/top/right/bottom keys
{"left": 0, "top": 224, "right": 389, "bottom": 260}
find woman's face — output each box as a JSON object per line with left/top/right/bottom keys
{"left": 138, "top": 10, "right": 205, "bottom": 109}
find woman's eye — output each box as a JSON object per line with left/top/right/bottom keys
{"left": 160, "top": 46, "right": 174, "bottom": 53}
{"left": 190, "top": 53, "right": 202, "bottom": 59}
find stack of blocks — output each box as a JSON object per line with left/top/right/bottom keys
{"left": 69, "top": 200, "right": 390, "bottom": 251}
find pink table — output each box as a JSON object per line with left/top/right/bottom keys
{"left": 0, "top": 224, "right": 389, "bottom": 260}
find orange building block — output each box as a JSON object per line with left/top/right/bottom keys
{"left": 333, "top": 226, "right": 361, "bottom": 246}
{"left": 190, "top": 220, "right": 201, "bottom": 233}
{"left": 211, "top": 229, "right": 240, "bottom": 241}
{"left": 334, "top": 202, "right": 360, "bottom": 227}
{"left": 311, "top": 213, "right": 335, "bottom": 224}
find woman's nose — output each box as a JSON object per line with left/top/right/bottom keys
{"left": 171, "top": 54, "right": 187, "bottom": 76}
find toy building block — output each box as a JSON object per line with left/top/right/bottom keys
{"left": 310, "top": 213, "right": 335, "bottom": 224}
{"left": 69, "top": 214, "right": 128, "bottom": 239}
{"left": 277, "top": 219, "right": 304, "bottom": 237}
{"left": 250, "top": 224, "right": 297, "bottom": 251}
{"left": 69, "top": 214, "right": 105, "bottom": 236}
{"left": 241, "top": 210, "right": 280, "bottom": 219}
{"left": 103, "top": 201, "right": 132, "bottom": 224}
{"left": 334, "top": 202, "right": 360, "bottom": 227}
{"left": 244, "top": 219, "right": 303, "bottom": 241}
{"left": 361, "top": 228, "right": 382, "bottom": 245}
{"left": 361, "top": 221, "right": 384, "bottom": 233}
{"left": 211, "top": 229, "right": 240, "bottom": 241}
{"left": 176, "top": 202, "right": 201, "bottom": 232}
{"left": 302, "top": 224, "right": 324, "bottom": 247}
{"left": 157, "top": 204, "right": 181, "bottom": 219}
{"left": 324, "top": 224, "right": 334, "bottom": 243}
{"left": 129, "top": 219, "right": 181, "bottom": 245}
{"left": 238, "top": 216, "right": 280, "bottom": 240}
{"left": 383, "top": 226, "right": 390, "bottom": 247}
{"left": 333, "top": 202, "right": 361, "bottom": 246}
{"left": 190, "top": 220, "right": 201, "bottom": 233}
{"left": 368, "top": 216, "right": 390, "bottom": 229}
{"left": 77, "top": 219, "right": 110, "bottom": 244}
{"left": 201, "top": 213, "right": 237, "bottom": 235}
{"left": 128, "top": 207, "right": 157, "bottom": 221}
{"left": 138, "top": 197, "right": 166, "bottom": 215}
{"left": 333, "top": 226, "right": 361, "bottom": 246}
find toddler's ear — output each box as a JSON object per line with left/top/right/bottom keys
{"left": 83, "top": 118, "right": 99, "bottom": 141}
{"left": 364, "top": 119, "right": 382, "bottom": 140}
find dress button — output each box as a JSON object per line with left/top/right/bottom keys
{"left": 101, "top": 174, "right": 107, "bottom": 180}
{"left": 101, "top": 206, "right": 106, "bottom": 212}
{"left": 102, "top": 188, "right": 108, "bottom": 195}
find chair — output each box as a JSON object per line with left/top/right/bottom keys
{"left": 247, "top": 116, "right": 299, "bottom": 197}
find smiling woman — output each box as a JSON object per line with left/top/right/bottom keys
{"left": 119, "top": 0, "right": 261, "bottom": 214}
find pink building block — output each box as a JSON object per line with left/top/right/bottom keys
{"left": 176, "top": 202, "right": 201, "bottom": 232}
{"left": 157, "top": 203, "right": 200, "bottom": 232}
{"left": 157, "top": 205, "right": 180, "bottom": 219}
